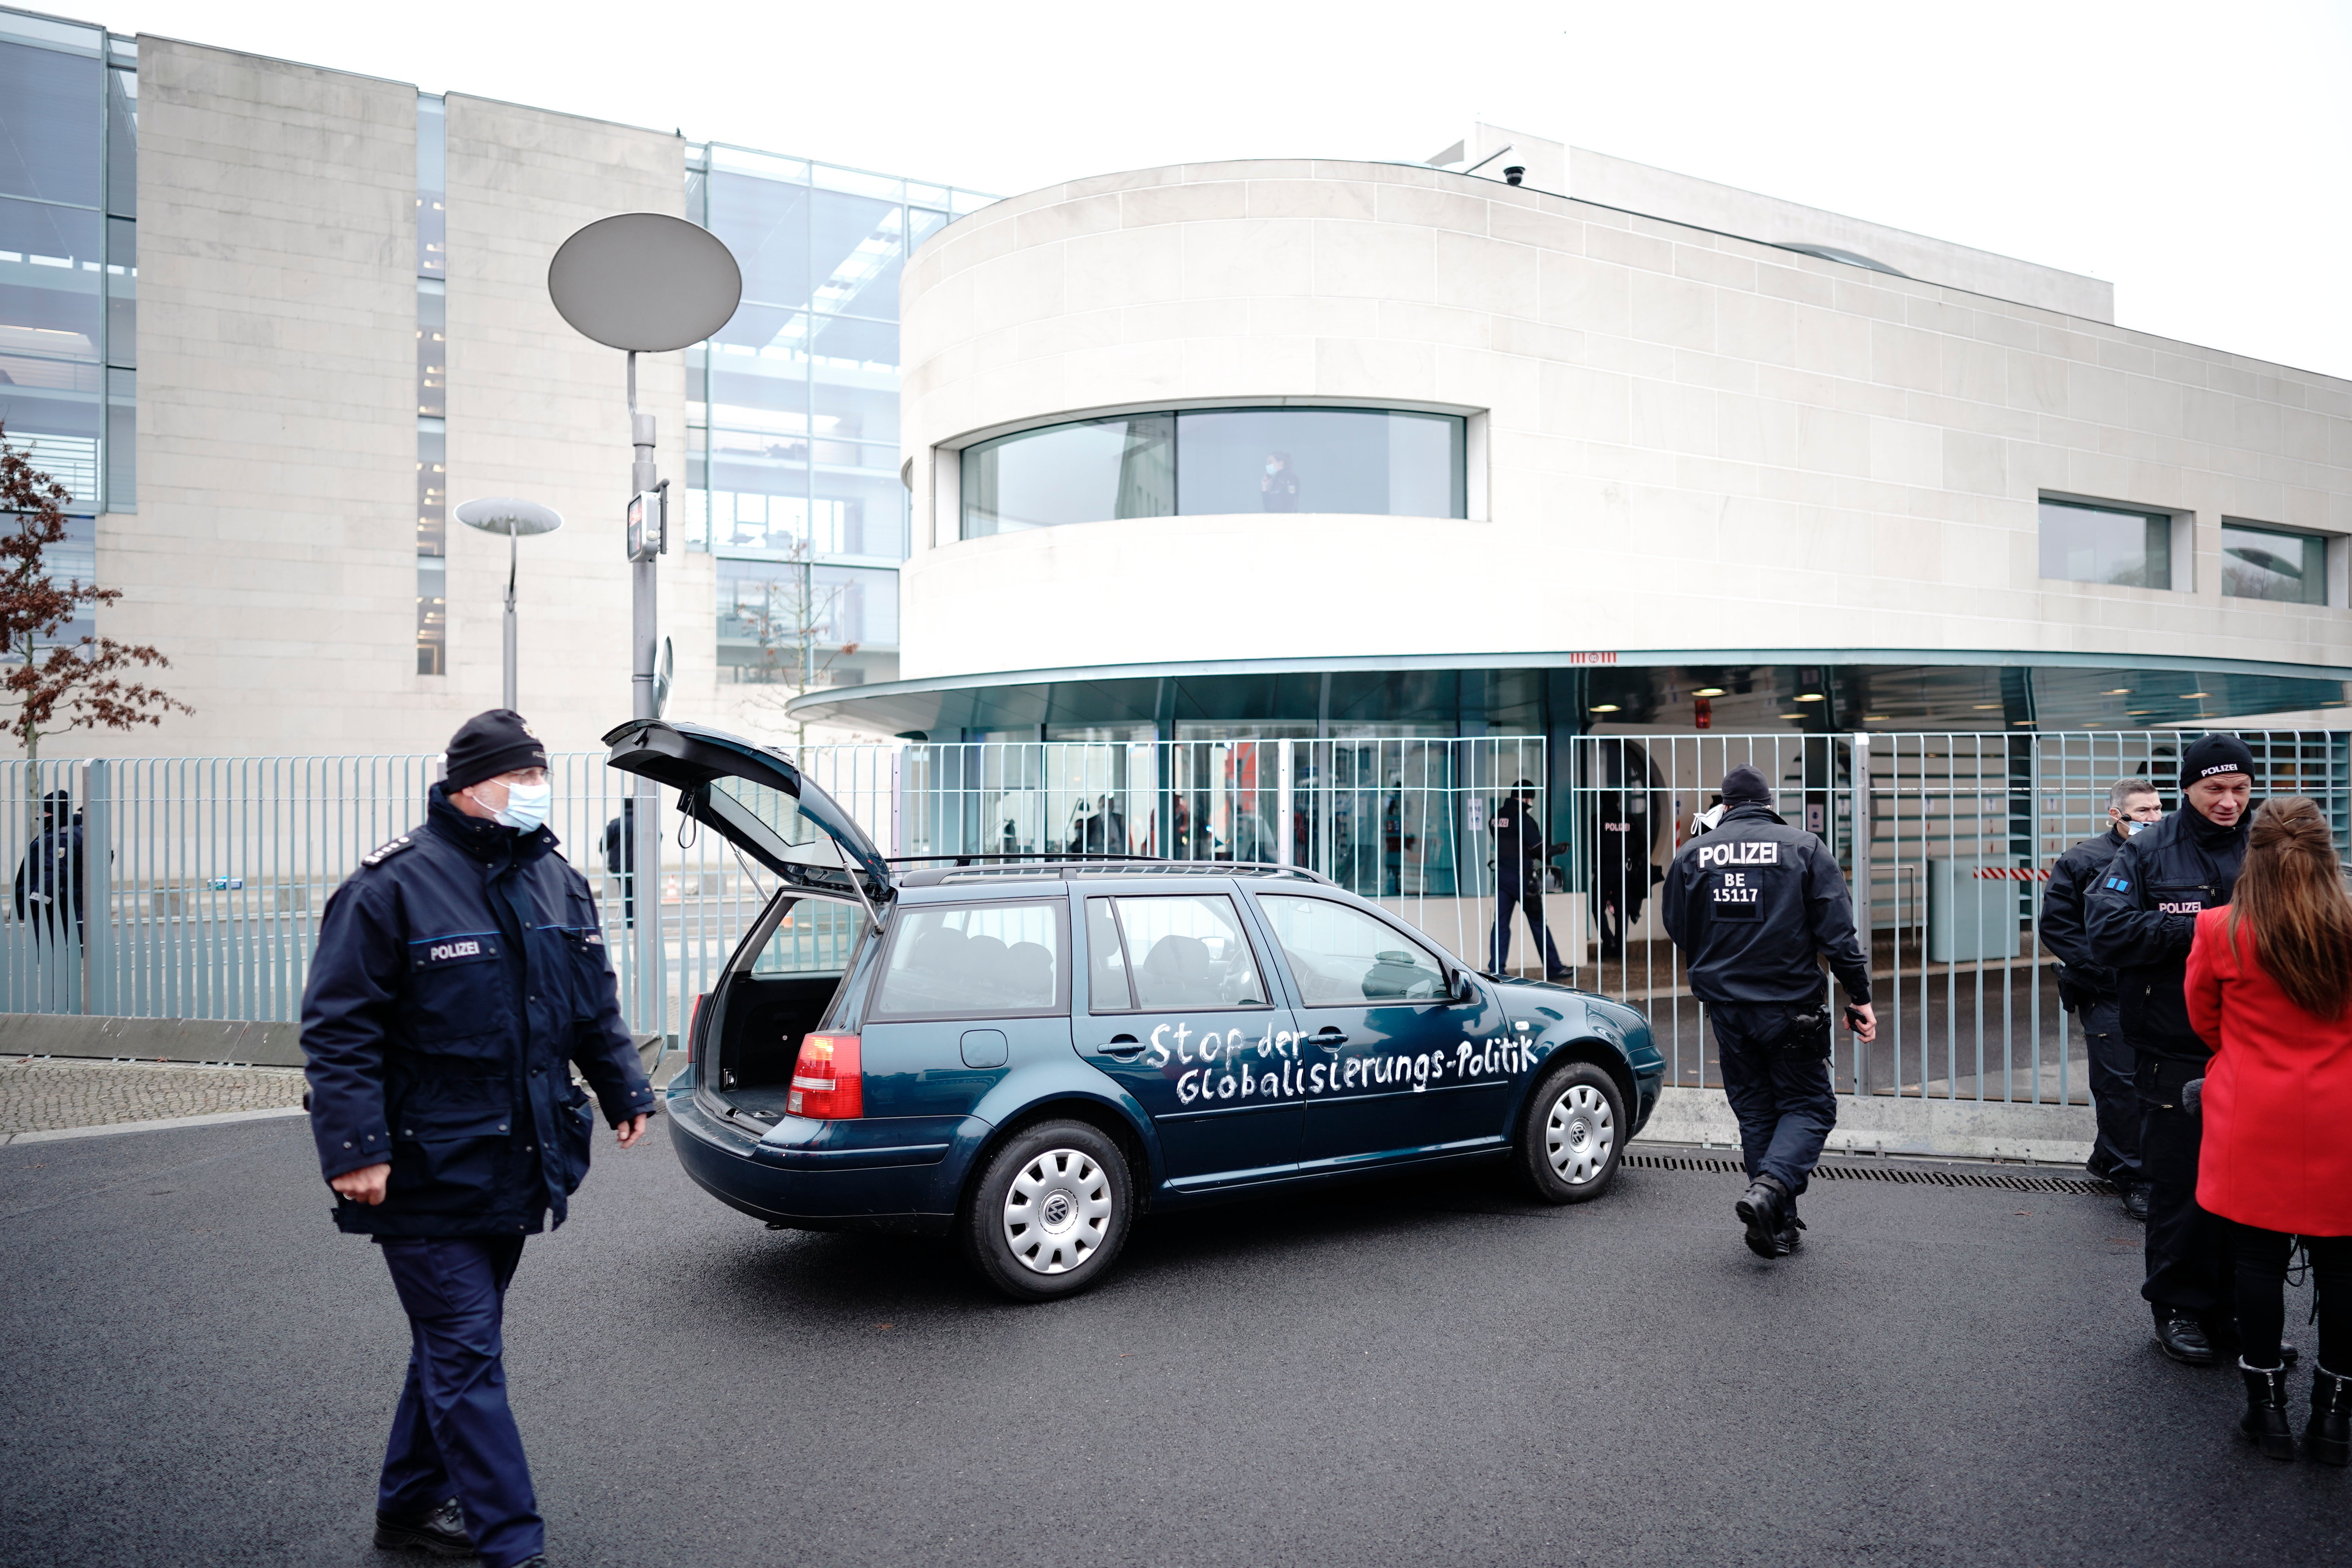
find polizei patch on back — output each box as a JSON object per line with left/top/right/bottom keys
{"left": 1697, "top": 840, "right": 1780, "bottom": 869}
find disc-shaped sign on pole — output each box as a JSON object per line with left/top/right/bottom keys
{"left": 547, "top": 212, "right": 742, "bottom": 352}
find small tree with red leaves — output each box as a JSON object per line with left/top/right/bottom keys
{"left": 0, "top": 423, "right": 190, "bottom": 762}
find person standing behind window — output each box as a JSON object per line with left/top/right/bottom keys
{"left": 2184, "top": 796, "right": 2352, "bottom": 1465}
{"left": 1261, "top": 452, "right": 1298, "bottom": 512}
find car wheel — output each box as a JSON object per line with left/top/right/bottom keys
{"left": 1515, "top": 1060, "right": 1624, "bottom": 1204}
{"left": 961, "top": 1119, "right": 1133, "bottom": 1301}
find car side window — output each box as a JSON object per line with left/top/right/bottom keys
{"left": 1089, "top": 894, "right": 1268, "bottom": 1012}
{"left": 868, "top": 900, "right": 1068, "bottom": 1019}
{"left": 749, "top": 897, "right": 864, "bottom": 976}
{"left": 1085, "top": 897, "right": 1134, "bottom": 1010}
{"left": 1256, "top": 895, "right": 1446, "bottom": 1006}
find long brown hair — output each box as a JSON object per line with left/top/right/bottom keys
{"left": 2229, "top": 796, "right": 2352, "bottom": 1020}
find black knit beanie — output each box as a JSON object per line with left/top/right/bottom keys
{"left": 2179, "top": 734, "right": 2256, "bottom": 793}
{"left": 445, "top": 710, "right": 548, "bottom": 790}
{"left": 1721, "top": 765, "right": 1773, "bottom": 804}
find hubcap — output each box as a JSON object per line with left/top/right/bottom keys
{"left": 1002, "top": 1147, "right": 1113, "bottom": 1274}
{"left": 1545, "top": 1083, "right": 1615, "bottom": 1185}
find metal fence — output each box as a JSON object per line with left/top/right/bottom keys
{"left": 4, "top": 730, "right": 2341, "bottom": 1097}
{"left": 1570, "top": 729, "right": 2352, "bottom": 1107}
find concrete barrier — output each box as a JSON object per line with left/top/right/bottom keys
{"left": 1635, "top": 1083, "right": 2096, "bottom": 1165}
{"left": 0, "top": 1013, "right": 307, "bottom": 1066}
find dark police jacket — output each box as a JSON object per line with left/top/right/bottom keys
{"left": 1491, "top": 796, "right": 1548, "bottom": 889}
{"left": 2086, "top": 806, "right": 2249, "bottom": 1063}
{"left": 301, "top": 786, "right": 656, "bottom": 1238}
{"left": 1660, "top": 802, "right": 1872, "bottom": 1007}
{"left": 2038, "top": 825, "right": 2128, "bottom": 1012}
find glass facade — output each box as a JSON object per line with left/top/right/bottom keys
{"left": 2038, "top": 497, "right": 2171, "bottom": 589}
{"left": 685, "top": 145, "right": 990, "bottom": 688}
{"left": 414, "top": 94, "right": 446, "bottom": 675}
{"left": 961, "top": 408, "right": 1467, "bottom": 537}
{"left": 2220, "top": 521, "right": 2327, "bottom": 605}
{"left": 0, "top": 13, "right": 134, "bottom": 516}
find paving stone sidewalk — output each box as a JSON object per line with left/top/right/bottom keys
{"left": 0, "top": 1056, "right": 306, "bottom": 1134}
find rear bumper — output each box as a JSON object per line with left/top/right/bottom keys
{"left": 664, "top": 1078, "right": 980, "bottom": 1236}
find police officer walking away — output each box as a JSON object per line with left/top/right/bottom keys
{"left": 1662, "top": 764, "right": 1876, "bottom": 1258}
{"left": 1491, "top": 780, "right": 1568, "bottom": 980}
{"left": 2088, "top": 735, "right": 2259, "bottom": 1367}
{"left": 2038, "top": 777, "right": 2164, "bottom": 1221}
{"left": 302, "top": 711, "right": 657, "bottom": 1566}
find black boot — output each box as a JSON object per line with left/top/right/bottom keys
{"left": 2239, "top": 1359, "right": 2296, "bottom": 1460}
{"left": 2309, "top": 1366, "right": 2352, "bottom": 1468}
{"left": 2121, "top": 1185, "right": 2149, "bottom": 1223}
{"left": 374, "top": 1497, "right": 474, "bottom": 1557}
{"left": 2152, "top": 1305, "right": 2216, "bottom": 1366}
{"left": 1735, "top": 1175, "right": 1791, "bottom": 1260}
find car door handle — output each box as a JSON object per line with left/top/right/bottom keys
{"left": 1100, "top": 1035, "right": 1145, "bottom": 1060}
{"left": 1310, "top": 1029, "right": 1349, "bottom": 1050}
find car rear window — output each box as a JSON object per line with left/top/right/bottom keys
{"left": 1087, "top": 894, "right": 1269, "bottom": 1012}
{"left": 867, "top": 900, "right": 1068, "bottom": 1020}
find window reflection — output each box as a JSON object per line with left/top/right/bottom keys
{"left": 0, "top": 41, "right": 102, "bottom": 206}
{"left": 2221, "top": 522, "right": 2327, "bottom": 606}
{"left": 960, "top": 408, "right": 1466, "bottom": 537}
{"left": 2039, "top": 499, "right": 2171, "bottom": 589}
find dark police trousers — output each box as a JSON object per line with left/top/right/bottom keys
{"left": 378, "top": 1236, "right": 543, "bottom": 1566}
{"left": 1490, "top": 876, "right": 1563, "bottom": 974}
{"left": 1710, "top": 1002, "right": 1838, "bottom": 1196}
{"left": 2080, "top": 999, "right": 2142, "bottom": 1188}
{"left": 2135, "top": 1054, "right": 2224, "bottom": 1317}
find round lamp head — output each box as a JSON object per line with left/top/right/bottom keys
{"left": 548, "top": 212, "right": 742, "bottom": 352}
{"left": 455, "top": 497, "right": 566, "bottom": 538}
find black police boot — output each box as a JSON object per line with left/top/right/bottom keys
{"left": 1734, "top": 1175, "right": 1791, "bottom": 1260}
{"left": 2152, "top": 1305, "right": 2216, "bottom": 1366}
{"left": 2239, "top": 1359, "right": 2296, "bottom": 1460}
{"left": 2121, "top": 1185, "right": 2149, "bottom": 1223}
{"left": 2308, "top": 1366, "right": 2352, "bottom": 1467}
{"left": 374, "top": 1496, "right": 474, "bottom": 1557}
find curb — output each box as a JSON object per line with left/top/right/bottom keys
{"left": 2, "top": 1105, "right": 310, "bottom": 1145}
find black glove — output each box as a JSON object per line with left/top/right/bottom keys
{"left": 2182, "top": 1076, "right": 2204, "bottom": 1118}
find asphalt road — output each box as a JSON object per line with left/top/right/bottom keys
{"left": 0, "top": 1118, "right": 2338, "bottom": 1568}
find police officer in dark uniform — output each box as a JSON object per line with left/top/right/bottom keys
{"left": 2038, "top": 776, "right": 2163, "bottom": 1220}
{"left": 302, "top": 711, "right": 656, "bottom": 1567}
{"left": 2088, "top": 734, "right": 2258, "bottom": 1367}
{"left": 1662, "top": 765, "right": 1876, "bottom": 1259}
{"left": 1490, "top": 780, "right": 1568, "bottom": 980}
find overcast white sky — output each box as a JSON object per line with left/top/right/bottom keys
{"left": 97, "top": 0, "right": 2352, "bottom": 380}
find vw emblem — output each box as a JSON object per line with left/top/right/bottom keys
{"left": 1042, "top": 1192, "right": 1074, "bottom": 1228}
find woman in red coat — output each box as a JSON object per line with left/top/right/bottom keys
{"left": 2186, "top": 795, "right": 2352, "bottom": 1465}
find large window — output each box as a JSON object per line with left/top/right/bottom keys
{"left": 2039, "top": 498, "right": 2172, "bottom": 590}
{"left": 2221, "top": 521, "right": 2328, "bottom": 606}
{"left": 716, "top": 557, "right": 899, "bottom": 685}
{"left": 961, "top": 407, "right": 1468, "bottom": 537}
{"left": 684, "top": 145, "right": 990, "bottom": 689}
{"left": 869, "top": 901, "right": 1067, "bottom": 1020}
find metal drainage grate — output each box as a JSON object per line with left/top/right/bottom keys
{"left": 1623, "top": 1150, "right": 2113, "bottom": 1196}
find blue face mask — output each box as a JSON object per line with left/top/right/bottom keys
{"left": 1265, "top": 462, "right": 1281, "bottom": 475}
{"left": 2124, "top": 818, "right": 2153, "bottom": 836}
{"left": 490, "top": 780, "right": 552, "bottom": 835}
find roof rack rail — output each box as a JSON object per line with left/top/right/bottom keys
{"left": 901, "top": 854, "right": 1333, "bottom": 887}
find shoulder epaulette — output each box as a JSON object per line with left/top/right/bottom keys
{"left": 359, "top": 834, "right": 419, "bottom": 869}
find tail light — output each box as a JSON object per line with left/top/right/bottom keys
{"left": 788, "top": 1033, "right": 863, "bottom": 1119}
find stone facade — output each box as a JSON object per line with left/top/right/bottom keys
{"left": 894, "top": 159, "right": 2351, "bottom": 691}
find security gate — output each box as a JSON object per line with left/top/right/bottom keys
{"left": 1567, "top": 730, "right": 2351, "bottom": 1107}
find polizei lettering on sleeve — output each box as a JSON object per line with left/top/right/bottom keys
{"left": 1696, "top": 840, "right": 1780, "bottom": 869}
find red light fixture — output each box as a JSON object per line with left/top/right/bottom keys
{"left": 788, "top": 1033, "right": 863, "bottom": 1118}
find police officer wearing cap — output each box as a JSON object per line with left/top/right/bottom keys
{"left": 1662, "top": 764, "right": 1877, "bottom": 1259}
{"left": 2038, "top": 776, "right": 2164, "bottom": 1221}
{"left": 301, "top": 711, "right": 656, "bottom": 1567}
{"left": 2088, "top": 734, "right": 2260, "bottom": 1367}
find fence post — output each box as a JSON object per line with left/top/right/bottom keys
{"left": 1848, "top": 733, "right": 1870, "bottom": 1096}
{"left": 81, "top": 759, "right": 111, "bottom": 1018}
{"left": 1276, "top": 740, "right": 1294, "bottom": 867}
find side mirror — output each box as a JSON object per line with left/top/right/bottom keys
{"left": 1450, "top": 968, "right": 1478, "bottom": 1003}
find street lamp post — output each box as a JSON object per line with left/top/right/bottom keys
{"left": 454, "top": 497, "right": 563, "bottom": 711}
{"left": 546, "top": 212, "right": 741, "bottom": 1045}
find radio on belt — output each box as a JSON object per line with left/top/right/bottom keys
{"left": 626, "top": 481, "right": 668, "bottom": 563}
